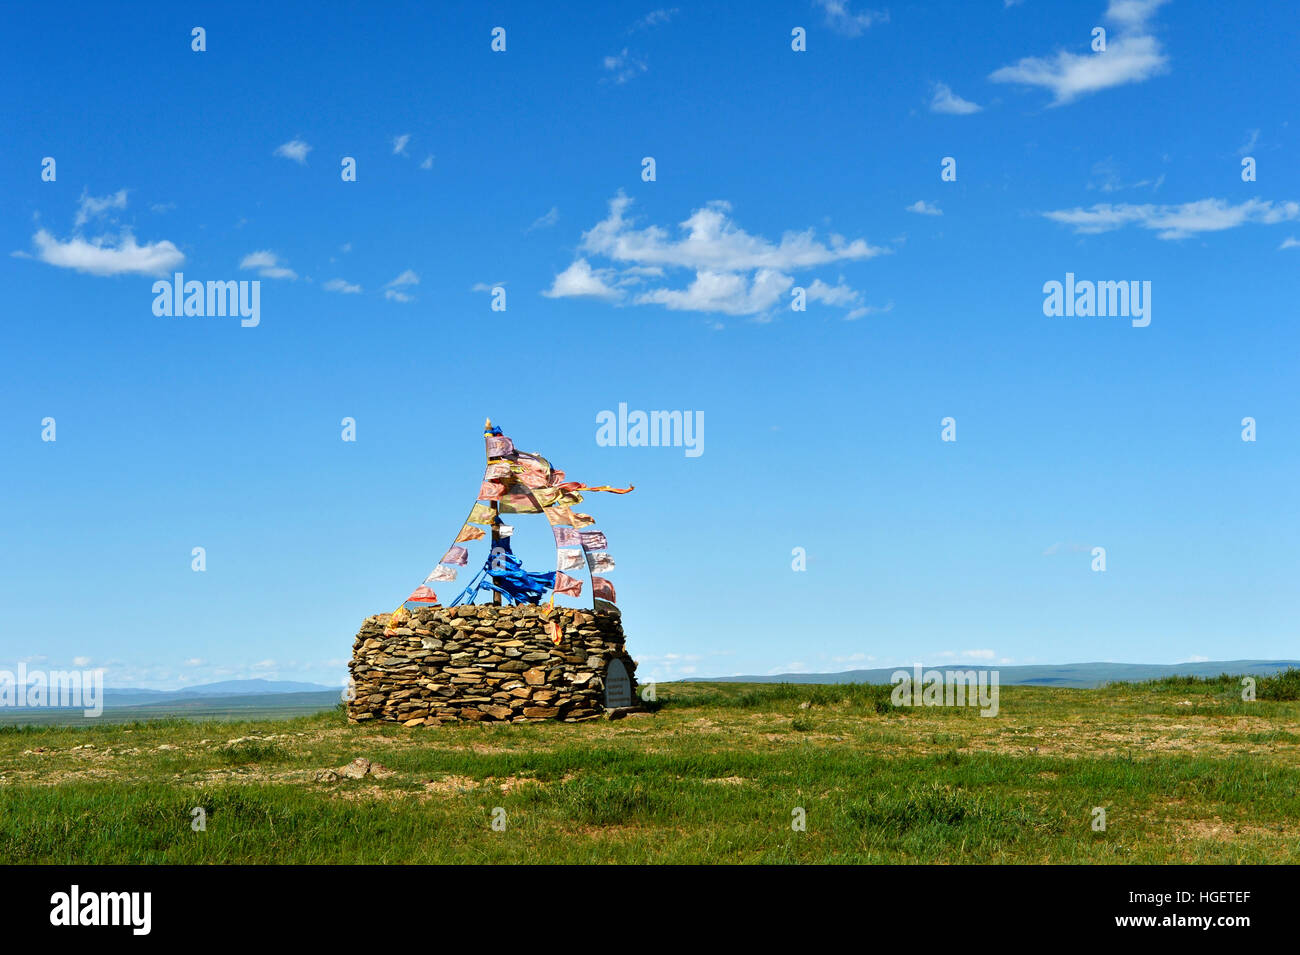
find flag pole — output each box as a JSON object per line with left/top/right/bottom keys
{"left": 486, "top": 417, "right": 502, "bottom": 606}
{"left": 490, "top": 501, "right": 502, "bottom": 606}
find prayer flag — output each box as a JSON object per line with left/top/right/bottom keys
{"left": 553, "top": 572, "right": 583, "bottom": 596}
{"left": 586, "top": 552, "right": 616, "bottom": 574}
{"left": 467, "top": 503, "right": 495, "bottom": 525}
{"left": 485, "top": 435, "right": 514, "bottom": 457}
{"left": 579, "top": 530, "right": 608, "bottom": 551}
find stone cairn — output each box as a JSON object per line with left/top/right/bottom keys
{"left": 347, "top": 603, "right": 638, "bottom": 725}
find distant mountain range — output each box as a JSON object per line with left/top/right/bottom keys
{"left": 98, "top": 679, "right": 339, "bottom": 707}
{"left": 687, "top": 660, "right": 1300, "bottom": 689}
{"left": 0, "top": 679, "right": 344, "bottom": 726}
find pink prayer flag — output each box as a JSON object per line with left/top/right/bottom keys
{"left": 518, "top": 470, "right": 550, "bottom": 488}
{"left": 579, "top": 530, "right": 608, "bottom": 551}
{"left": 440, "top": 545, "right": 469, "bottom": 566}
{"left": 553, "top": 572, "right": 583, "bottom": 597}
{"left": 553, "top": 526, "right": 580, "bottom": 548}
{"left": 591, "top": 576, "right": 616, "bottom": 603}
{"left": 425, "top": 565, "right": 458, "bottom": 582}
{"left": 478, "top": 481, "right": 504, "bottom": 501}
{"left": 485, "top": 435, "right": 514, "bottom": 458}
{"left": 407, "top": 586, "right": 439, "bottom": 604}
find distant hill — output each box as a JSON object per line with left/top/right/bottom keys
{"left": 0, "top": 679, "right": 343, "bottom": 726}
{"left": 99, "top": 679, "right": 338, "bottom": 707}
{"left": 0, "top": 690, "right": 342, "bottom": 727}
{"left": 686, "top": 660, "right": 1300, "bottom": 689}
{"left": 173, "top": 679, "right": 336, "bottom": 697}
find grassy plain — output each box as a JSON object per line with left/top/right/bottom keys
{"left": 2, "top": 675, "right": 1298, "bottom": 863}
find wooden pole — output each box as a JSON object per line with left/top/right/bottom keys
{"left": 490, "top": 500, "right": 502, "bottom": 605}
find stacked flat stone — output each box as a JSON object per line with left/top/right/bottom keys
{"left": 347, "top": 604, "right": 637, "bottom": 725}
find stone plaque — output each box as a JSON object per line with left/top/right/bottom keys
{"left": 604, "top": 658, "right": 633, "bottom": 709}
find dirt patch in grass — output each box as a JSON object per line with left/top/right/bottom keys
{"left": 423, "top": 775, "right": 480, "bottom": 794}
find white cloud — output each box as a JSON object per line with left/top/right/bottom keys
{"left": 603, "top": 48, "right": 647, "bottom": 83}
{"left": 383, "top": 269, "right": 419, "bottom": 302}
{"left": 544, "top": 193, "right": 886, "bottom": 317}
{"left": 929, "top": 83, "right": 981, "bottom": 115}
{"left": 274, "top": 139, "right": 312, "bottom": 163}
{"left": 29, "top": 228, "right": 184, "bottom": 277}
{"left": 805, "top": 277, "right": 861, "bottom": 307}
{"left": 637, "top": 268, "right": 793, "bottom": 315}
{"left": 324, "top": 278, "right": 362, "bottom": 293}
{"left": 816, "top": 0, "right": 888, "bottom": 36}
{"left": 528, "top": 206, "right": 559, "bottom": 231}
{"left": 392, "top": 133, "right": 411, "bottom": 156}
{"left": 543, "top": 259, "right": 623, "bottom": 301}
{"left": 471, "top": 281, "right": 505, "bottom": 292}
{"left": 240, "top": 250, "right": 297, "bottom": 279}
{"left": 632, "top": 8, "right": 678, "bottom": 30}
{"left": 1043, "top": 197, "right": 1300, "bottom": 240}
{"left": 1087, "top": 157, "right": 1164, "bottom": 193}
{"left": 906, "top": 199, "right": 943, "bottom": 216}
{"left": 581, "top": 192, "right": 885, "bottom": 272}
{"left": 420, "top": 154, "right": 434, "bottom": 170}
{"left": 990, "top": 0, "right": 1169, "bottom": 105}
{"left": 1106, "top": 0, "right": 1168, "bottom": 30}
{"left": 1280, "top": 237, "right": 1300, "bottom": 250}
{"left": 72, "top": 656, "right": 92, "bottom": 666}
{"left": 1237, "top": 129, "right": 1260, "bottom": 156}
{"left": 832, "top": 652, "right": 876, "bottom": 664}
{"left": 385, "top": 269, "right": 419, "bottom": 288}
{"left": 75, "top": 189, "right": 128, "bottom": 227}
{"left": 845, "top": 301, "right": 892, "bottom": 320}
{"left": 935, "top": 649, "right": 997, "bottom": 661}
{"left": 767, "top": 661, "right": 809, "bottom": 674}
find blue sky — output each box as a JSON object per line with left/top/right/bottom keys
{"left": 2, "top": 0, "right": 1297, "bottom": 688}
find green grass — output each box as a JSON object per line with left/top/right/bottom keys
{"left": 1, "top": 683, "right": 1298, "bottom": 863}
